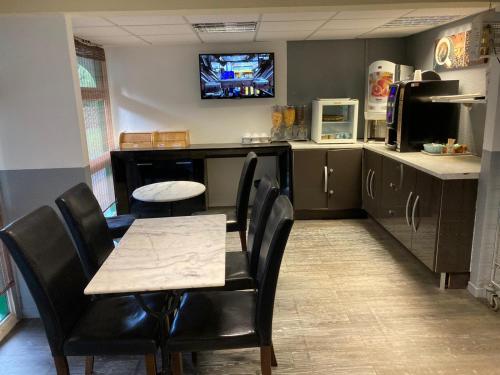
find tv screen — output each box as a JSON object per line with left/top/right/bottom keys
{"left": 199, "top": 53, "right": 275, "bottom": 99}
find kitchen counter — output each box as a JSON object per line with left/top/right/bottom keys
{"left": 288, "top": 140, "right": 364, "bottom": 150}
{"left": 363, "top": 143, "right": 481, "bottom": 180}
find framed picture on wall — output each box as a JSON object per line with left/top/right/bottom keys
{"left": 434, "top": 30, "right": 486, "bottom": 72}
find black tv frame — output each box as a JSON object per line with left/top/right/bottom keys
{"left": 198, "top": 52, "right": 275, "bottom": 100}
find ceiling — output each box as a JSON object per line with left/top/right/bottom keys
{"left": 72, "top": 6, "right": 490, "bottom": 46}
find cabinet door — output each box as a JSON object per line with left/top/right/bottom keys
{"left": 380, "top": 158, "right": 416, "bottom": 249}
{"left": 410, "top": 171, "right": 442, "bottom": 271}
{"left": 327, "top": 149, "right": 362, "bottom": 210}
{"left": 362, "top": 149, "right": 382, "bottom": 218}
{"left": 293, "top": 150, "right": 327, "bottom": 209}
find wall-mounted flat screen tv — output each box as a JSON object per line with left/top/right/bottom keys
{"left": 199, "top": 53, "right": 275, "bottom": 99}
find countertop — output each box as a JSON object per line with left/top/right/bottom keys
{"left": 288, "top": 141, "right": 364, "bottom": 150}
{"left": 363, "top": 143, "right": 481, "bottom": 180}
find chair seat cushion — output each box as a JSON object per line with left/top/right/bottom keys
{"left": 224, "top": 252, "right": 254, "bottom": 291}
{"left": 64, "top": 293, "right": 163, "bottom": 356}
{"left": 192, "top": 207, "right": 240, "bottom": 232}
{"left": 106, "top": 214, "right": 135, "bottom": 239}
{"left": 168, "top": 291, "right": 258, "bottom": 352}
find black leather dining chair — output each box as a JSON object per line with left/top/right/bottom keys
{"left": 56, "top": 183, "right": 117, "bottom": 280}
{"left": 218, "top": 174, "right": 279, "bottom": 291}
{"left": 193, "top": 151, "right": 258, "bottom": 251}
{"left": 0, "top": 206, "right": 162, "bottom": 375}
{"left": 168, "top": 195, "right": 294, "bottom": 375}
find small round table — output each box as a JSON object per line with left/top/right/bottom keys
{"left": 133, "top": 181, "right": 206, "bottom": 203}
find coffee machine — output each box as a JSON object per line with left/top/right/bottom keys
{"left": 385, "top": 80, "right": 460, "bottom": 152}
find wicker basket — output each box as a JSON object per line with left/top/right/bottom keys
{"left": 152, "top": 131, "right": 190, "bottom": 148}
{"left": 119, "top": 132, "right": 153, "bottom": 149}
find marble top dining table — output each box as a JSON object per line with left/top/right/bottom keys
{"left": 132, "top": 181, "right": 206, "bottom": 203}
{"left": 84, "top": 214, "right": 226, "bottom": 295}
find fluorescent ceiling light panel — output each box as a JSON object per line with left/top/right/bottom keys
{"left": 192, "top": 22, "right": 257, "bottom": 33}
{"left": 186, "top": 14, "right": 258, "bottom": 23}
{"left": 323, "top": 18, "right": 394, "bottom": 29}
{"left": 382, "top": 16, "right": 459, "bottom": 28}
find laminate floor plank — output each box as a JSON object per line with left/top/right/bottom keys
{"left": 1, "top": 219, "right": 499, "bottom": 374}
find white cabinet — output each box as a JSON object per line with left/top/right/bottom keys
{"left": 311, "top": 99, "right": 358, "bottom": 143}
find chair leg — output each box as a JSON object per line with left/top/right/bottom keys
{"left": 191, "top": 351, "right": 198, "bottom": 365}
{"left": 270, "top": 344, "right": 278, "bottom": 367}
{"left": 85, "top": 356, "right": 94, "bottom": 375}
{"left": 144, "top": 353, "right": 157, "bottom": 375}
{"left": 260, "top": 346, "right": 272, "bottom": 375}
{"left": 239, "top": 230, "right": 247, "bottom": 251}
{"left": 53, "top": 356, "right": 70, "bottom": 375}
{"left": 171, "top": 352, "right": 183, "bottom": 375}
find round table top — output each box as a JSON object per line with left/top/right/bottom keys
{"left": 132, "top": 181, "right": 206, "bottom": 203}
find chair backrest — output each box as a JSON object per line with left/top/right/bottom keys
{"left": 246, "top": 175, "right": 280, "bottom": 277}
{"left": 235, "top": 152, "right": 258, "bottom": 230}
{"left": 55, "top": 183, "right": 114, "bottom": 280}
{"left": 0, "top": 206, "right": 90, "bottom": 355}
{"left": 255, "top": 195, "right": 294, "bottom": 345}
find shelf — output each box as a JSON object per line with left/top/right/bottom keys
{"left": 428, "top": 93, "right": 487, "bottom": 105}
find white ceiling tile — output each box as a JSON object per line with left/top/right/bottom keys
{"left": 333, "top": 9, "right": 412, "bottom": 19}
{"left": 72, "top": 16, "right": 113, "bottom": 27}
{"left": 141, "top": 34, "right": 200, "bottom": 44}
{"left": 87, "top": 35, "right": 147, "bottom": 46}
{"left": 406, "top": 7, "right": 487, "bottom": 17}
{"left": 261, "top": 11, "right": 336, "bottom": 21}
{"left": 186, "top": 14, "right": 259, "bottom": 23}
{"left": 361, "top": 26, "right": 429, "bottom": 38}
{"left": 309, "top": 28, "right": 372, "bottom": 40}
{"left": 123, "top": 24, "right": 193, "bottom": 35}
{"left": 256, "top": 30, "right": 311, "bottom": 41}
{"left": 198, "top": 32, "right": 255, "bottom": 43}
{"left": 260, "top": 20, "right": 324, "bottom": 32}
{"left": 322, "top": 18, "right": 394, "bottom": 30}
{"left": 73, "top": 26, "right": 130, "bottom": 38}
{"left": 106, "top": 15, "right": 186, "bottom": 25}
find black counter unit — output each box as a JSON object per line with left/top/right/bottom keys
{"left": 110, "top": 142, "right": 292, "bottom": 217}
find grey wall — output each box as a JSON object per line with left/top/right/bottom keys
{"left": 287, "top": 38, "right": 408, "bottom": 138}
{"left": 405, "top": 15, "right": 487, "bottom": 155}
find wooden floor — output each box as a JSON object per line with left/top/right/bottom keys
{"left": 1, "top": 218, "right": 500, "bottom": 374}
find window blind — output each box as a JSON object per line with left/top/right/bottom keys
{"left": 75, "top": 39, "right": 115, "bottom": 211}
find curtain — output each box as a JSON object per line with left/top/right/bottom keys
{"left": 75, "top": 39, "right": 115, "bottom": 211}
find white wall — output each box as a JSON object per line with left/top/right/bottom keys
{"left": 105, "top": 41, "right": 286, "bottom": 144}
{"left": 105, "top": 41, "right": 286, "bottom": 205}
{"left": 0, "top": 14, "right": 88, "bottom": 170}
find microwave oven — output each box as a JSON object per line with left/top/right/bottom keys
{"left": 385, "top": 80, "right": 460, "bottom": 152}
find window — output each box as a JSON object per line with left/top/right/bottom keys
{"left": 75, "top": 39, "right": 115, "bottom": 211}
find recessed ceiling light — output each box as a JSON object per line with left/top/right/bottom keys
{"left": 192, "top": 22, "right": 257, "bottom": 33}
{"left": 381, "top": 16, "right": 459, "bottom": 28}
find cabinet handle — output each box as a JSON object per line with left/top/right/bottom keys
{"left": 369, "top": 170, "right": 375, "bottom": 199}
{"left": 365, "top": 169, "right": 372, "bottom": 197}
{"left": 405, "top": 191, "right": 413, "bottom": 227}
{"left": 324, "top": 166, "right": 328, "bottom": 193}
{"left": 411, "top": 195, "right": 420, "bottom": 233}
{"left": 136, "top": 163, "right": 153, "bottom": 166}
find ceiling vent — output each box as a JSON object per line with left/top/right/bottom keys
{"left": 192, "top": 22, "right": 257, "bottom": 33}
{"left": 381, "top": 16, "right": 460, "bottom": 28}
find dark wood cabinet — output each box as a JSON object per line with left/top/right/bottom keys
{"left": 293, "top": 150, "right": 328, "bottom": 210}
{"left": 380, "top": 158, "right": 415, "bottom": 250}
{"left": 327, "top": 149, "right": 362, "bottom": 210}
{"left": 364, "top": 148, "right": 478, "bottom": 288}
{"left": 362, "top": 149, "right": 383, "bottom": 219}
{"left": 293, "top": 148, "right": 362, "bottom": 217}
